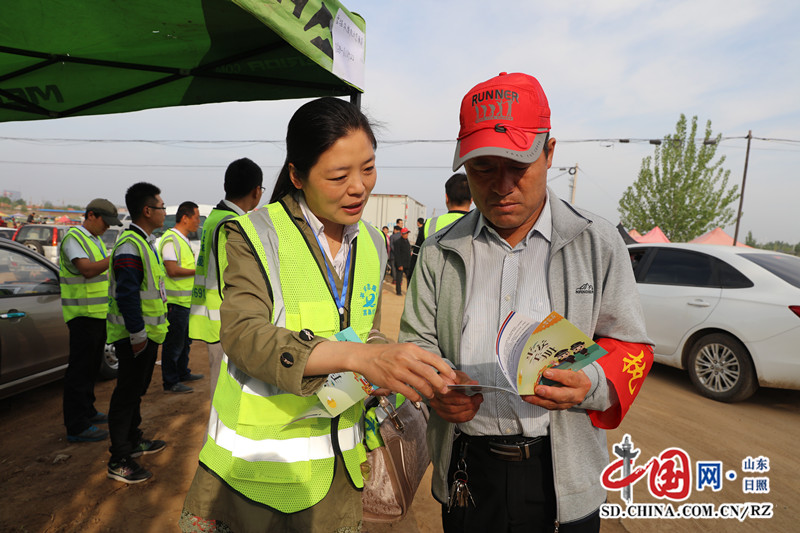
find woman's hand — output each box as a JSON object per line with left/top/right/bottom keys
{"left": 307, "top": 341, "right": 456, "bottom": 403}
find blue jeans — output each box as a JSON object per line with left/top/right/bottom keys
{"left": 161, "top": 303, "right": 192, "bottom": 388}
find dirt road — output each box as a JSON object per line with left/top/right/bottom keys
{"left": 1, "top": 285, "right": 798, "bottom": 532}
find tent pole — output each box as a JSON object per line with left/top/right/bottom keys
{"left": 350, "top": 92, "right": 362, "bottom": 109}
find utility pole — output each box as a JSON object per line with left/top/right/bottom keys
{"left": 733, "top": 131, "right": 752, "bottom": 246}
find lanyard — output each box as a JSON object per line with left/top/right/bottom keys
{"left": 305, "top": 216, "right": 353, "bottom": 315}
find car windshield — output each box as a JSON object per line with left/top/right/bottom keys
{"left": 740, "top": 252, "right": 800, "bottom": 289}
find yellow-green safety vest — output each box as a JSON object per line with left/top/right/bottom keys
{"left": 106, "top": 230, "right": 169, "bottom": 344}
{"left": 158, "top": 228, "right": 195, "bottom": 307}
{"left": 423, "top": 211, "right": 466, "bottom": 240}
{"left": 189, "top": 207, "right": 235, "bottom": 342}
{"left": 199, "top": 200, "right": 387, "bottom": 513}
{"left": 58, "top": 227, "right": 109, "bottom": 321}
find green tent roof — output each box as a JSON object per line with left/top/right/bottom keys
{"left": 0, "top": 0, "right": 365, "bottom": 122}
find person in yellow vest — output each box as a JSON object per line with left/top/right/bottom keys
{"left": 422, "top": 171, "right": 472, "bottom": 240}
{"left": 180, "top": 97, "right": 456, "bottom": 532}
{"left": 106, "top": 182, "right": 169, "bottom": 484}
{"left": 412, "top": 173, "right": 472, "bottom": 278}
{"left": 159, "top": 201, "right": 203, "bottom": 394}
{"left": 60, "top": 198, "right": 122, "bottom": 443}
{"left": 189, "top": 158, "right": 264, "bottom": 399}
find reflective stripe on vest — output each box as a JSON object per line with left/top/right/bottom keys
{"left": 106, "top": 230, "right": 169, "bottom": 344}
{"left": 159, "top": 228, "right": 195, "bottom": 307}
{"left": 189, "top": 209, "right": 234, "bottom": 342}
{"left": 199, "top": 200, "right": 386, "bottom": 513}
{"left": 58, "top": 227, "right": 109, "bottom": 321}
{"left": 423, "top": 211, "right": 466, "bottom": 240}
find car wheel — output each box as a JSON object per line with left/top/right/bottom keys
{"left": 98, "top": 343, "right": 119, "bottom": 380}
{"left": 23, "top": 240, "right": 44, "bottom": 255}
{"left": 687, "top": 333, "right": 757, "bottom": 402}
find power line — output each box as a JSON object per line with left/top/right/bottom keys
{"left": 1, "top": 135, "right": 799, "bottom": 146}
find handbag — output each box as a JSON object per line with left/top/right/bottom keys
{"left": 362, "top": 396, "right": 431, "bottom": 523}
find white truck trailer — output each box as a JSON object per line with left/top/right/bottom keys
{"left": 362, "top": 193, "right": 426, "bottom": 243}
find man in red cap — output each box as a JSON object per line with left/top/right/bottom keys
{"left": 400, "top": 73, "right": 653, "bottom": 532}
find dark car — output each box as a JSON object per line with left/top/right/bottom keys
{"left": 0, "top": 227, "right": 16, "bottom": 240}
{"left": 0, "top": 239, "right": 117, "bottom": 399}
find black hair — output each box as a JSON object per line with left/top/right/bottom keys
{"left": 417, "top": 217, "right": 424, "bottom": 225}
{"left": 125, "top": 182, "right": 161, "bottom": 222}
{"left": 445, "top": 172, "right": 471, "bottom": 205}
{"left": 176, "top": 201, "right": 199, "bottom": 224}
{"left": 225, "top": 158, "right": 263, "bottom": 200}
{"left": 270, "top": 97, "right": 377, "bottom": 204}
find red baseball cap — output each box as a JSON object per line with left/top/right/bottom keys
{"left": 400, "top": 227, "right": 410, "bottom": 234}
{"left": 453, "top": 72, "right": 551, "bottom": 171}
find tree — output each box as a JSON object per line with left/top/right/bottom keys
{"left": 618, "top": 114, "right": 739, "bottom": 242}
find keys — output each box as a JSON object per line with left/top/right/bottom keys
{"left": 447, "top": 458, "right": 475, "bottom": 511}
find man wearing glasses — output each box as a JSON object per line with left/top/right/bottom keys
{"left": 105, "top": 182, "right": 169, "bottom": 484}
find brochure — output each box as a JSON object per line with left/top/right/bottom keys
{"left": 448, "top": 311, "right": 606, "bottom": 396}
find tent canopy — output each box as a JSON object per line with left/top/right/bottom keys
{"left": 0, "top": 0, "right": 365, "bottom": 122}
{"left": 635, "top": 226, "right": 670, "bottom": 243}
{"left": 690, "top": 227, "right": 750, "bottom": 247}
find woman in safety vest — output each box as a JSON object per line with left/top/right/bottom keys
{"left": 180, "top": 97, "right": 456, "bottom": 533}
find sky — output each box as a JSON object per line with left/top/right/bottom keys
{"left": 1, "top": 0, "right": 799, "bottom": 243}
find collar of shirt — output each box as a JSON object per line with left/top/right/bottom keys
{"left": 473, "top": 192, "right": 552, "bottom": 248}
{"left": 167, "top": 227, "right": 191, "bottom": 246}
{"left": 130, "top": 223, "right": 158, "bottom": 248}
{"left": 221, "top": 198, "right": 246, "bottom": 216}
{"left": 296, "top": 192, "right": 359, "bottom": 278}
{"left": 76, "top": 224, "right": 102, "bottom": 244}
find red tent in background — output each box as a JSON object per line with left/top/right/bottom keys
{"left": 55, "top": 215, "right": 72, "bottom": 224}
{"left": 690, "top": 227, "right": 750, "bottom": 247}
{"left": 635, "top": 226, "right": 670, "bottom": 243}
{"left": 628, "top": 229, "right": 643, "bottom": 241}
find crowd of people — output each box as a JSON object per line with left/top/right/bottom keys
{"left": 57, "top": 72, "right": 653, "bottom": 533}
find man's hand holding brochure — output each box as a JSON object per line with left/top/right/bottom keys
{"left": 448, "top": 311, "right": 607, "bottom": 396}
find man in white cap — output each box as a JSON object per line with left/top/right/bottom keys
{"left": 60, "top": 198, "right": 122, "bottom": 443}
{"left": 400, "top": 72, "right": 653, "bottom": 532}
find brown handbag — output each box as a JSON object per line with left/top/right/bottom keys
{"left": 362, "top": 397, "right": 431, "bottom": 523}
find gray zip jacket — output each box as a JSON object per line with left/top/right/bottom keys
{"left": 399, "top": 188, "right": 650, "bottom": 524}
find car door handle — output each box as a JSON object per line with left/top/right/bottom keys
{"left": 0, "top": 311, "right": 26, "bottom": 319}
{"left": 687, "top": 300, "right": 710, "bottom": 308}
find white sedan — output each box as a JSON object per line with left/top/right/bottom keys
{"left": 628, "top": 243, "right": 800, "bottom": 402}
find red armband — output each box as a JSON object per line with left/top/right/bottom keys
{"left": 587, "top": 338, "right": 653, "bottom": 429}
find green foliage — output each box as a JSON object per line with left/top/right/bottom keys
{"left": 741, "top": 232, "right": 800, "bottom": 256}
{"left": 0, "top": 196, "right": 10, "bottom": 206}
{"left": 618, "top": 114, "right": 739, "bottom": 242}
